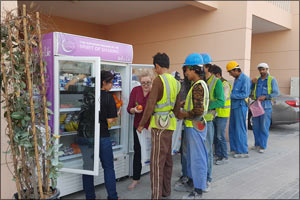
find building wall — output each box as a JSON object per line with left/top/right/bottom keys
{"left": 106, "top": 2, "right": 251, "bottom": 82}
{"left": 41, "top": 15, "right": 108, "bottom": 39}
{"left": 250, "top": 1, "right": 299, "bottom": 95}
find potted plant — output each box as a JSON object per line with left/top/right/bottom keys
{"left": 1, "top": 4, "right": 63, "bottom": 199}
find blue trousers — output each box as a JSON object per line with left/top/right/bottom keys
{"left": 80, "top": 137, "right": 118, "bottom": 200}
{"left": 252, "top": 108, "right": 272, "bottom": 149}
{"left": 229, "top": 106, "right": 248, "bottom": 154}
{"left": 204, "top": 121, "right": 214, "bottom": 182}
{"left": 185, "top": 126, "right": 208, "bottom": 190}
{"left": 213, "top": 117, "right": 229, "bottom": 159}
{"left": 180, "top": 128, "right": 188, "bottom": 177}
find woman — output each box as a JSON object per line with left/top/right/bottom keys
{"left": 127, "top": 70, "right": 153, "bottom": 190}
{"left": 69, "top": 71, "right": 119, "bottom": 200}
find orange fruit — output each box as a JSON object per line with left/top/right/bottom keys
{"left": 137, "top": 105, "right": 143, "bottom": 110}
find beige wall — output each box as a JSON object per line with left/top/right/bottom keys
{"left": 106, "top": 2, "right": 251, "bottom": 82}
{"left": 41, "top": 15, "right": 108, "bottom": 39}
{"left": 250, "top": 1, "right": 299, "bottom": 95}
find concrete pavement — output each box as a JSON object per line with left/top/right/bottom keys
{"left": 62, "top": 123, "right": 299, "bottom": 199}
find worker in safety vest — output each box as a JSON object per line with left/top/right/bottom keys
{"left": 137, "top": 52, "right": 181, "bottom": 199}
{"left": 176, "top": 53, "right": 209, "bottom": 199}
{"left": 226, "top": 61, "right": 251, "bottom": 158}
{"left": 210, "top": 65, "right": 232, "bottom": 165}
{"left": 202, "top": 53, "right": 225, "bottom": 192}
{"left": 250, "top": 63, "right": 279, "bottom": 153}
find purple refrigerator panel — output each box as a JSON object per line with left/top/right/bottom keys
{"left": 42, "top": 32, "right": 55, "bottom": 132}
{"left": 55, "top": 32, "right": 133, "bottom": 63}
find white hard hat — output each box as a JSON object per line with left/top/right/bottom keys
{"left": 257, "top": 63, "right": 269, "bottom": 69}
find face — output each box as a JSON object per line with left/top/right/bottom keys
{"left": 140, "top": 76, "right": 152, "bottom": 92}
{"left": 228, "top": 69, "right": 237, "bottom": 78}
{"left": 204, "top": 66, "right": 209, "bottom": 74}
{"left": 215, "top": 73, "right": 221, "bottom": 79}
{"left": 258, "top": 67, "right": 268, "bottom": 77}
{"left": 102, "top": 79, "right": 113, "bottom": 91}
{"left": 183, "top": 66, "right": 194, "bottom": 81}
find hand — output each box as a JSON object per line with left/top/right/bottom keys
{"left": 252, "top": 78, "right": 258, "bottom": 84}
{"left": 180, "top": 100, "right": 185, "bottom": 108}
{"left": 137, "top": 126, "right": 144, "bottom": 133}
{"left": 134, "top": 106, "right": 143, "bottom": 114}
{"left": 117, "top": 109, "right": 121, "bottom": 116}
{"left": 177, "top": 111, "right": 187, "bottom": 120}
{"left": 258, "top": 96, "right": 266, "bottom": 101}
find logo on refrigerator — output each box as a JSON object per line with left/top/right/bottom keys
{"left": 61, "top": 39, "right": 76, "bottom": 53}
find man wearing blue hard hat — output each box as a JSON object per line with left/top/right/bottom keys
{"left": 201, "top": 53, "right": 225, "bottom": 192}
{"left": 176, "top": 53, "right": 209, "bottom": 199}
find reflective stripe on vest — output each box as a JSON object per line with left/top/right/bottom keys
{"left": 253, "top": 75, "right": 273, "bottom": 100}
{"left": 184, "top": 80, "right": 209, "bottom": 127}
{"left": 150, "top": 73, "right": 181, "bottom": 130}
{"left": 216, "top": 80, "right": 232, "bottom": 117}
{"left": 204, "top": 75, "right": 218, "bottom": 121}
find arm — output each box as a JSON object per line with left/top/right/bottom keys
{"left": 127, "top": 87, "right": 138, "bottom": 114}
{"left": 267, "top": 78, "right": 280, "bottom": 99}
{"left": 230, "top": 76, "right": 251, "bottom": 99}
{"left": 209, "top": 79, "right": 225, "bottom": 109}
{"left": 223, "top": 82, "right": 231, "bottom": 100}
{"left": 107, "top": 94, "right": 118, "bottom": 123}
{"left": 64, "top": 74, "right": 86, "bottom": 90}
{"left": 138, "top": 77, "right": 162, "bottom": 128}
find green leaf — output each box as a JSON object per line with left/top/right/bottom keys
{"left": 47, "top": 101, "right": 52, "bottom": 107}
{"left": 11, "top": 111, "right": 24, "bottom": 120}
{"left": 24, "top": 115, "right": 31, "bottom": 121}
{"left": 47, "top": 108, "right": 53, "bottom": 115}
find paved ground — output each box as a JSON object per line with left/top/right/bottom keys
{"left": 62, "top": 123, "right": 299, "bottom": 199}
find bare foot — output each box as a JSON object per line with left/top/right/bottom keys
{"left": 128, "top": 180, "right": 139, "bottom": 190}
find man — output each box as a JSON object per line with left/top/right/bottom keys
{"left": 177, "top": 53, "right": 209, "bottom": 199}
{"left": 250, "top": 63, "right": 279, "bottom": 153}
{"left": 202, "top": 53, "right": 225, "bottom": 192}
{"left": 210, "top": 65, "right": 232, "bottom": 165}
{"left": 226, "top": 61, "right": 251, "bottom": 158}
{"left": 137, "top": 52, "right": 181, "bottom": 199}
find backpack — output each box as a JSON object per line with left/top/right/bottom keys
{"left": 77, "top": 87, "right": 95, "bottom": 138}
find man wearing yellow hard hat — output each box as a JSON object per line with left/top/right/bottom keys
{"left": 226, "top": 61, "right": 251, "bottom": 158}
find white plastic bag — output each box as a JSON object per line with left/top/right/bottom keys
{"left": 171, "top": 119, "right": 183, "bottom": 155}
{"left": 137, "top": 129, "right": 152, "bottom": 166}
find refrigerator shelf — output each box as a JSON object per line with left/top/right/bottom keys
{"left": 60, "top": 131, "right": 77, "bottom": 136}
{"left": 60, "top": 108, "right": 81, "bottom": 112}
{"left": 112, "top": 145, "right": 123, "bottom": 150}
{"left": 108, "top": 125, "right": 121, "bottom": 130}
{"left": 59, "top": 153, "right": 82, "bottom": 161}
{"left": 110, "top": 88, "right": 122, "bottom": 92}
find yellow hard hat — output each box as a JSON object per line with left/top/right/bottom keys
{"left": 226, "top": 61, "right": 239, "bottom": 72}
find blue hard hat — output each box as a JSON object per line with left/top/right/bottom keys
{"left": 200, "top": 53, "right": 212, "bottom": 64}
{"left": 182, "top": 53, "right": 204, "bottom": 66}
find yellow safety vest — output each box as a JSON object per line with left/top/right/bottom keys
{"left": 204, "top": 75, "right": 218, "bottom": 121}
{"left": 150, "top": 73, "right": 181, "bottom": 130}
{"left": 253, "top": 75, "right": 273, "bottom": 100}
{"left": 216, "top": 80, "right": 232, "bottom": 117}
{"left": 184, "top": 80, "right": 209, "bottom": 127}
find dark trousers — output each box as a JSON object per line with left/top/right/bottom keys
{"left": 81, "top": 137, "right": 118, "bottom": 200}
{"left": 133, "top": 127, "right": 142, "bottom": 180}
{"left": 150, "top": 128, "right": 173, "bottom": 199}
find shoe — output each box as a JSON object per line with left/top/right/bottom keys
{"left": 182, "top": 190, "right": 202, "bottom": 199}
{"left": 250, "top": 146, "right": 260, "bottom": 151}
{"left": 175, "top": 176, "right": 189, "bottom": 185}
{"left": 202, "top": 181, "right": 211, "bottom": 193}
{"left": 229, "top": 151, "right": 236, "bottom": 156}
{"left": 174, "top": 181, "right": 193, "bottom": 192}
{"left": 128, "top": 180, "right": 139, "bottom": 190}
{"left": 162, "top": 194, "right": 170, "bottom": 199}
{"left": 259, "top": 148, "right": 265, "bottom": 153}
{"left": 215, "top": 157, "right": 228, "bottom": 165}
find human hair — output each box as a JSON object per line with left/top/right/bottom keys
{"left": 204, "top": 63, "right": 214, "bottom": 72}
{"left": 233, "top": 68, "right": 241, "bottom": 72}
{"left": 190, "top": 65, "right": 205, "bottom": 78}
{"left": 138, "top": 69, "right": 154, "bottom": 82}
{"left": 101, "top": 70, "right": 114, "bottom": 87}
{"left": 153, "top": 52, "right": 170, "bottom": 69}
{"left": 210, "top": 64, "right": 222, "bottom": 77}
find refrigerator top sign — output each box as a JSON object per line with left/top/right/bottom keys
{"left": 54, "top": 32, "right": 133, "bottom": 63}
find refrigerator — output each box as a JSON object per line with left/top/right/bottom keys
{"left": 42, "top": 32, "right": 150, "bottom": 197}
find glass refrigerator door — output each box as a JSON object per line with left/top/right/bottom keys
{"left": 54, "top": 56, "right": 101, "bottom": 175}
{"left": 128, "top": 64, "right": 154, "bottom": 153}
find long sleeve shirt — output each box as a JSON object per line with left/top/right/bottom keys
{"left": 251, "top": 74, "right": 279, "bottom": 109}
{"left": 186, "top": 82, "right": 205, "bottom": 119}
{"left": 231, "top": 72, "right": 251, "bottom": 109}
{"left": 127, "top": 86, "right": 150, "bottom": 129}
{"left": 138, "top": 75, "right": 181, "bottom": 128}
{"left": 207, "top": 77, "right": 225, "bottom": 110}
